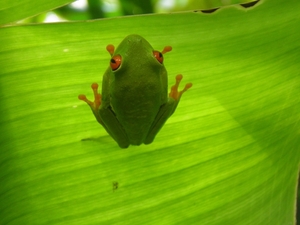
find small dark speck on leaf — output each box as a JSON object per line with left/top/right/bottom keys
{"left": 113, "top": 182, "right": 118, "bottom": 192}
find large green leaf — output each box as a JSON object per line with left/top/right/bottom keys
{"left": 1, "top": 0, "right": 300, "bottom": 224}
{"left": 0, "top": 0, "right": 73, "bottom": 26}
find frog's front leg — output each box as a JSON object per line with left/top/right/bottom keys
{"left": 78, "top": 83, "right": 103, "bottom": 125}
{"left": 144, "top": 75, "right": 192, "bottom": 144}
{"left": 78, "top": 84, "right": 130, "bottom": 148}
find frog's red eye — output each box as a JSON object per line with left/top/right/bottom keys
{"left": 110, "top": 55, "right": 122, "bottom": 71}
{"left": 153, "top": 46, "right": 172, "bottom": 64}
{"left": 153, "top": 51, "right": 163, "bottom": 64}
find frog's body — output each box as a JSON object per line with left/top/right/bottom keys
{"left": 102, "top": 35, "right": 168, "bottom": 145}
{"left": 79, "top": 34, "right": 192, "bottom": 148}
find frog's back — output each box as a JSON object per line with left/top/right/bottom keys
{"left": 111, "top": 75, "right": 164, "bottom": 145}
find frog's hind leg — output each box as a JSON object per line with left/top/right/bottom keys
{"left": 99, "top": 107, "right": 130, "bottom": 149}
{"left": 144, "top": 99, "right": 175, "bottom": 145}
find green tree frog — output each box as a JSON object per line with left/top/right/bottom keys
{"left": 78, "top": 34, "right": 192, "bottom": 148}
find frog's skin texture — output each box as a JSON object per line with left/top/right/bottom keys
{"left": 79, "top": 34, "right": 192, "bottom": 148}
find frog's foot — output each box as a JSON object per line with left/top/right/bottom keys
{"left": 169, "top": 74, "right": 192, "bottom": 101}
{"left": 78, "top": 83, "right": 102, "bottom": 112}
{"left": 106, "top": 44, "right": 115, "bottom": 56}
